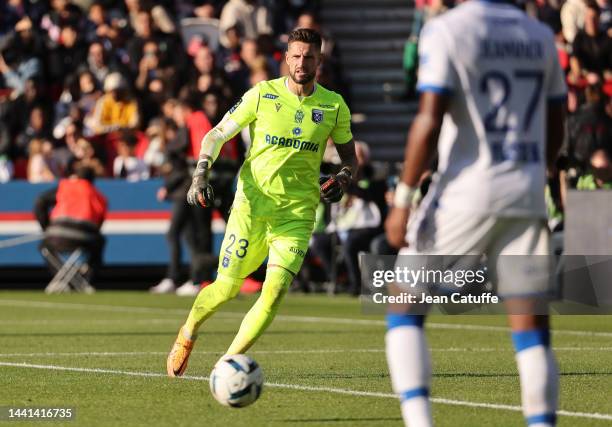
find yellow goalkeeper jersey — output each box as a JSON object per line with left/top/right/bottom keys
{"left": 227, "top": 77, "right": 352, "bottom": 220}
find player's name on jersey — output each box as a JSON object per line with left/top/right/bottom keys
{"left": 372, "top": 292, "right": 500, "bottom": 305}
{"left": 264, "top": 134, "right": 320, "bottom": 153}
{"left": 479, "top": 39, "right": 543, "bottom": 60}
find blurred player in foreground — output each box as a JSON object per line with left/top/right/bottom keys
{"left": 167, "top": 28, "right": 357, "bottom": 376}
{"left": 384, "top": 1, "right": 567, "bottom": 426}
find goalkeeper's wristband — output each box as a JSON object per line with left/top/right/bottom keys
{"left": 336, "top": 167, "right": 352, "bottom": 187}
{"left": 393, "top": 182, "right": 418, "bottom": 208}
{"left": 194, "top": 156, "right": 212, "bottom": 177}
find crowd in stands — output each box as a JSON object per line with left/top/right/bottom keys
{"left": 1, "top": 0, "right": 610, "bottom": 293}
{"left": 0, "top": 0, "right": 348, "bottom": 183}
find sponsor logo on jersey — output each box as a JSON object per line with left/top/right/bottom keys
{"left": 289, "top": 247, "right": 306, "bottom": 257}
{"left": 294, "top": 110, "right": 304, "bottom": 124}
{"left": 312, "top": 109, "right": 323, "bottom": 124}
{"left": 222, "top": 256, "right": 230, "bottom": 268}
{"left": 275, "top": 102, "right": 282, "bottom": 112}
{"left": 318, "top": 104, "right": 335, "bottom": 109}
{"left": 263, "top": 93, "right": 279, "bottom": 99}
{"left": 292, "top": 127, "right": 302, "bottom": 136}
{"left": 229, "top": 98, "right": 242, "bottom": 114}
{"left": 265, "top": 134, "right": 319, "bottom": 152}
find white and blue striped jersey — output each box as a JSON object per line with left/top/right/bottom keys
{"left": 416, "top": 0, "right": 567, "bottom": 217}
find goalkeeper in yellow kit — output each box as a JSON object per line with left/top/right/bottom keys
{"left": 167, "top": 28, "right": 357, "bottom": 377}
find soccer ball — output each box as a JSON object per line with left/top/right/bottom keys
{"left": 209, "top": 354, "right": 264, "bottom": 408}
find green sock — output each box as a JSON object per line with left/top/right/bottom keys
{"left": 225, "top": 267, "right": 292, "bottom": 355}
{"left": 184, "top": 274, "right": 242, "bottom": 337}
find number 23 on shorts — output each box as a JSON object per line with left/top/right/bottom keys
{"left": 224, "top": 234, "right": 249, "bottom": 258}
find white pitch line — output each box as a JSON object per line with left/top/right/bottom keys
{"left": 0, "top": 361, "right": 611, "bottom": 421}
{"left": 0, "top": 318, "right": 180, "bottom": 325}
{"left": 0, "top": 299, "right": 187, "bottom": 315}
{"left": 1, "top": 298, "right": 612, "bottom": 338}
{"left": 2, "top": 346, "right": 612, "bottom": 358}
{"left": 0, "top": 351, "right": 168, "bottom": 357}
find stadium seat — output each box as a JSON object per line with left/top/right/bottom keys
{"left": 40, "top": 247, "right": 95, "bottom": 294}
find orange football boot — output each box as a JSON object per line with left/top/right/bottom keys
{"left": 167, "top": 327, "right": 196, "bottom": 377}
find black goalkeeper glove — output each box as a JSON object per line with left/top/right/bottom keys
{"left": 187, "top": 158, "right": 215, "bottom": 208}
{"left": 319, "top": 167, "right": 352, "bottom": 203}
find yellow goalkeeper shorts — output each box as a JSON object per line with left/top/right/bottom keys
{"left": 217, "top": 204, "right": 314, "bottom": 279}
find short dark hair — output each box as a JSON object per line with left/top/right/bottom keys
{"left": 585, "top": 0, "right": 600, "bottom": 13}
{"left": 74, "top": 163, "right": 96, "bottom": 182}
{"left": 287, "top": 28, "right": 322, "bottom": 51}
{"left": 119, "top": 129, "right": 137, "bottom": 147}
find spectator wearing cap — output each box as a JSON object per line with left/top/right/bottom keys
{"left": 219, "top": 0, "right": 273, "bottom": 49}
{"left": 570, "top": 1, "right": 612, "bottom": 86}
{"left": 86, "top": 72, "right": 139, "bottom": 135}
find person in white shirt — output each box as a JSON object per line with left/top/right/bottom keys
{"left": 384, "top": 1, "right": 567, "bottom": 426}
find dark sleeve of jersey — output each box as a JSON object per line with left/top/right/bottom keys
{"left": 33, "top": 188, "right": 57, "bottom": 230}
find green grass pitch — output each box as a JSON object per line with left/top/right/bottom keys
{"left": 0, "top": 291, "right": 610, "bottom": 426}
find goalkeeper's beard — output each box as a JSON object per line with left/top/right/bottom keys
{"left": 289, "top": 69, "right": 316, "bottom": 85}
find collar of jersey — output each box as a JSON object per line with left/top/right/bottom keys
{"left": 284, "top": 77, "right": 318, "bottom": 102}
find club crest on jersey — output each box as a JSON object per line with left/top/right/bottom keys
{"left": 263, "top": 93, "right": 278, "bottom": 99}
{"left": 312, "top": 109, "right": 323, "bottom": 124}
{"left": 294, "top": 110, "right": 304, "bottom": 124}
{"left": 275, "top": 102, "right": 282, "bottom": 112}
{"left": 229, "top": 98, "right": 242, "bottom": 114}
{"left": 292, "top": 127, "right": 302, "bottom": 136}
